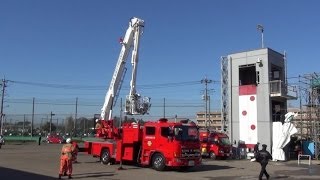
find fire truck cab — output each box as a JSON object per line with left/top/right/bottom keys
{"left": 199, "top": 129, "right": 232, "bottom": 160}
{"left": 85, "top": 118, "right": 201, "bottom": 171}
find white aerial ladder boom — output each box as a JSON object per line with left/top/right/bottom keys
{"left": 100, "top": 17, "right": 151, "bottom": 121}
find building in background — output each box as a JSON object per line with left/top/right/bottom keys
{"left": 196, "top": 111, "right": 222, "bottom": 130}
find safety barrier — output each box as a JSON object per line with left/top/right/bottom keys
{"left": 297, "top": 154, "right": 311, "bottom": 165}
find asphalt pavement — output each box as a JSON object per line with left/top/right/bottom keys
{"left": 0, "top": 142, "right": 320, "bottom": 180}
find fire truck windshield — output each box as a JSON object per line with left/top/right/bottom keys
{"left": 209, "top": 137, "right": 230, "bottom": 145}
{"left": 219, "top": 137, "right": 231, "bottom": 145}
{"left": 173, "top": 126, "right": 199, "bottom": 142}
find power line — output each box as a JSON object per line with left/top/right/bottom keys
{"left": 6, "top": 100, "right": 204, "bottom": 107}
{"left": 9, "top": 79, "right": 220, "bottom": 90}
{"left": 8, "top": 80, "right": 104, "bottom": 90}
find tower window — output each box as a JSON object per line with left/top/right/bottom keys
{"left": 239, "top": 64, "right": 257, "bottom": 85}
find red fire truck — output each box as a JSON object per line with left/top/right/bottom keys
{"left": 85, "top": 118, "right": 201, "bottom": 171}
{"left": 82, "top": 17, "right": 201, "bottom": 171}
{"left": 199, "top": 129, "right": 232, "bottom": 160}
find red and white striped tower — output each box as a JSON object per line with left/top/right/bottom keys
{"left": 239, "top": 85, "right": 258, "bottom": 149}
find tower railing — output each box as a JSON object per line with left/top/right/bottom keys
{"left": 270, "top": 80, "right": 298, "bottom": 99}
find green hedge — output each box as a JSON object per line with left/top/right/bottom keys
{"left": 2, "top": 136, "right": 84, "bottom": 143}
{"left": 3, "top": 136, "right": 40, "bottom": 141}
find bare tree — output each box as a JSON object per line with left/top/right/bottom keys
{"left": 65, "top": 116, "right": 74, "bottom": 135}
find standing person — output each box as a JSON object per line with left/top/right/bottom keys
{"left": 256, "top": 144, "right": 272, "bottom": 180}
{"left": 95, "top": 119, "right": 102, "bottom": 129}
{"left": 71, "top": 140, "right": 79, "bottom": 163}
{"left": 38, "top": 135, "right": 42, "bottom": 146}
{"left": 0, "top": 135, "right": 4, "bottom": 149}
{"left": 254, "top": 142, "right": 260, "bottom": 153}
{"left": 251, "top": 142, "right": 260, "bottom": 162}
{"left": 95, "top": 119, "right": 106, "bottom": 137}
{"left": 59, "top": 138, "right": 75, "bottom": 179}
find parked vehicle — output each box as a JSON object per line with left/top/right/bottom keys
{"left": 46, "top": 134, "right": 65, "bottom": 144}
{"left": 199, "top": 129, "right": 232, "bottom": 160}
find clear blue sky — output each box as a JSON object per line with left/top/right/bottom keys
{"left": 1, "top": 0, "right": 319, "bottom": 122}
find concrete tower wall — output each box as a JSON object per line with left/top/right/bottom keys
{"left": 227, "top": 48, "right": 285, "bottom": 152}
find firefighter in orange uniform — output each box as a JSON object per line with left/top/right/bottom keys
{"left": 95, "top": 119, "right": 102, "bottom": 129}
{"left": 59, "top": 138, "right": 75, "bottom": 179}
{"left": 95, "top": 119, "right": 106, "bottom": 137}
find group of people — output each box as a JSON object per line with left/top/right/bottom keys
{"left": 95, "top": 119, "right": 116, "bottom": 138}
{"left": 253, "top": 143, "right": 273, "bottom": 180}
{"left": 58, "top": 138, "right": 79, "bottom": 179}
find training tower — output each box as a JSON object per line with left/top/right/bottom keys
{"left": 221, "top": 48, "right": 297, "bottom": 151}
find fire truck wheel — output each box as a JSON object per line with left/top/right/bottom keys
{"left": 101, "top": 149, "right": 111, "bottom": 165}
{"left": 209, "top": 152, "right": 216, "bottom": 160}
{"left": 152, "top": 153, "right": 165, "bottom": 171}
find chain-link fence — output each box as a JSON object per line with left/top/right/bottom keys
{"left": 1, "top": 113, "right": 95, "bottom": 137}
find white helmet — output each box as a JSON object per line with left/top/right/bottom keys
{"left": 95, "top": 119, "right": 99, "bottom": 122}
{"left": 66, "top": 138, "right": 72, "bottom": 143}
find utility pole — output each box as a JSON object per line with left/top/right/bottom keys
{"left": 201, "top": 77, "right": 212, "bottom": 128}
{"left": 208, "top": 95, "right": 211, "bottom": 127}
{"left": 50, "top": 111, "right": 55, "bottom": 134}
{"left": 31, "top": 97, "right": 35, "bottom": 137}
{"left": 83, "top": 117, "right": 86, "bottom": 136}
{"left": 74, "top": 97, "right": 78, "bottom": 137}
{"left": 1, "top": 78, "right": 7, "bottom": 135}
